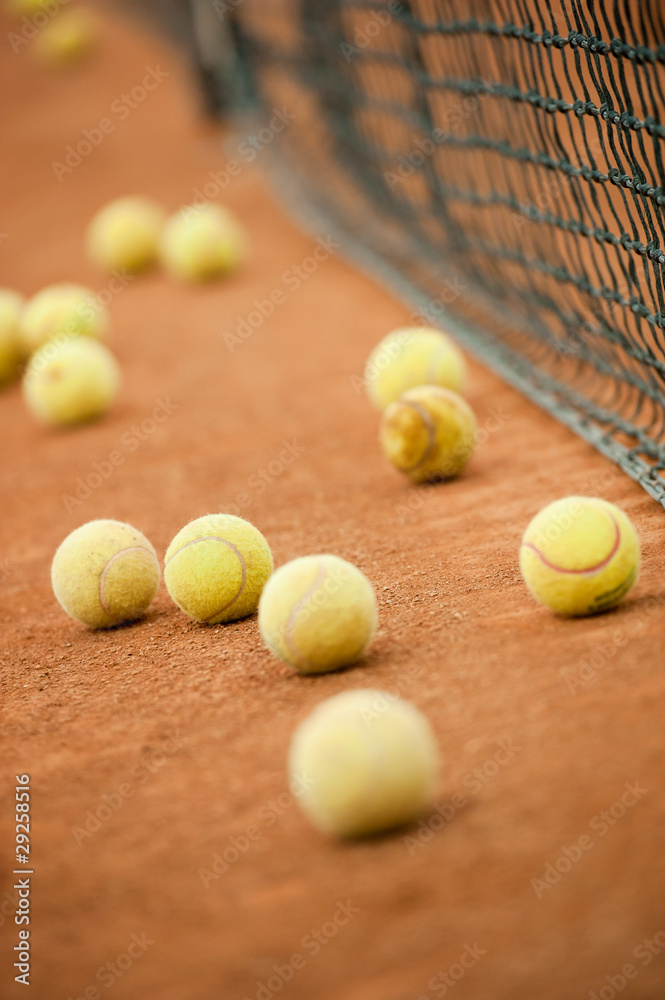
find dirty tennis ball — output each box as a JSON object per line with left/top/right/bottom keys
{"left": 0, "top": 289, "right": 24, "bottom": 384}
{"left": 20, "top": 283, "right": 108, "bottom": 356}
{"left": 380, "top": 384, "right": 476, "bottom": 484}
{"left": 87, "top": 196, "right": 168, "bottom": 274}
{"left": 164, "top": 514, "right": 273, "bottom": 624}
{"left": 51, "top": 519, "right": 161, "bottom": 629}
{"left": 32, "top": 9, "right": 97, "bottom": 66}
{"left": 520, "top": 497, "right": 640, "bottom": 617}
{"left": 258, "top": 554, "right": 378, "bottom": 674}
{"left": 158, "top": 203, "right": 248, "bottom": 282}
{"left": 23, "top": 337, "right": 120, "bottom": 427}
{"left": 289, "top": 690, "right": 439, "bottom": 838}
{"left": 365, "top": 326, "right": 466, "bottom": 411}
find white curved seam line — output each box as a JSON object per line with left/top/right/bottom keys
{"left": 166, "top": 535, "right": 247, "bottom": 622}
{"left": 99, "top": 545, "right": 155, "bottom": 616}
{"left": 283, "top": 560, "right": 330, "bottom": 669}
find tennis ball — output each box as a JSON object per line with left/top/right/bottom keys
{"left": 258, "top": 554, "right": 378, "bottom": 674}
{"left": 365, "top": 326, "right": 466, "bottom": 410}
{"left": 380, "top": 385, "right": 476, "bottom": 484}
{"left": 158, "top": 204, "right": 247, "bottom": 282}
{"left": 164, "top": 514, "right": 273, "bottom": 624}
{"left": 289, "top": 690, "right": 439, "bottom": 837}
{"left": 0, "top": 289, "right": 24, "bottom": 384}
{"left": 52, "top": 519, "right": 160, "bottom": 628}
{"left": 20, "top": 283, "right": 108, "bottom": 356}
{"left": 23, "top": 337, "right": 120, "bottom": 426}
{"left": 520, "top": 496, "right": 640, "bottom": 616}
{"left": 33, "top": 9, "right": 96, "bottom": 66}
{"left": 87, "top": 196, "right": 168, "bottom": 274}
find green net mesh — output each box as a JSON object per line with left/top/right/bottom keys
{"left": 196, "top": 0, "right": 665, "bottom": 505}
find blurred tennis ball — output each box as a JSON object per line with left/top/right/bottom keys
{"left": 20, "top": 283, "right": 108, "bottom": 356}
{"left": 0, "top": 289, "right": 25, "bottom": 385}
{"left": 289, "top": 690, "right": 440, "bottom": 837}
{"left": 380, "top": 385, "right": 476, "bottom": 484}
{"left": 23, "top": 336, "right": 120, "bottom": 426}
{"left": 365, "top": 326, "right": 466, "bottom": 410}
{"left": 32, "top": 9, "right": 96, "bottom": 66}
{"left": 87, "top": 196, "right": 168, "bottom": 274}
{"left": 258, "top": 554, "right": 378, "bottom": 674}
{"left": 158, "top": 203, "right": 247, "bottom": 282}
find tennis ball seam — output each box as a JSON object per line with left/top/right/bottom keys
{"left": 165, "top": 534, "right": 247, "bottom": 622}
{"left": 283, "top": 558, "right": 330, "bottom": 669}
{"left": 396, "top": 400, "right": 436, "bottom": 473}
{"left": 99, "top": 545, "right": 159, "bottom": 617}
{"left": 522, "top": 510, "right": 620, "bottom": 575}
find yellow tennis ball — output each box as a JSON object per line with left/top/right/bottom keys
{"left": 87, "top": 196, "right": 168, "bottom": 274}
{"left": 23, "top": 337, "right": 120, "bottom": 426}
{"left": 164, "top": 514, "right": 273, "bottom": 624}
{"left": 520, "top": 496, "right": 640, "bottom": 616}
{"left": 258, "top": 554, "right": 378, "bottom": 674}
{"left": 52, "top": 519, "right": 160, "bottom": 628}
{"left": 0, "top": 289, "right": 24, "bottom": 384}
{"left": 289, "top": 690, "right": 439, "bottom": 837}
{"left": 20, "top": 283, "right": 108, "bottom": 356}
{"left": 380, "top": 384, "right": 476, "bottom": 484}
{"left": 365, "top": 326, "right": 466, "bottom": 410}
{"left": 32, "top": 9, "right": 96, "bottom": 66}
{"left": 158, "top": 203, "right": 247, "bottom": 282}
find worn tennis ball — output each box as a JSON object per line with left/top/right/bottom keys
{"left": 258, "top": 554, "right": 378, "bottom": 674}
{"left": 0, "top": 289, "right": 24, "bottom": 384}
{"left": 20, "top": 283, "right": 108, "bottom": 356}
{"left": 164, "top": 514, "right": 273, "bottom": 624}
{"left": 158, "top": 203, "right": 247, "bottom": 282}
{"left": 23, "top": 337, "right": 120, "bottom": 426}
{"left": 289, "top": 690, "right": 439, "bottom": 837}
{"left": 87, "top": 196, "right": 168, "bottom": 274}
{"left": 380, "top": 384, "right": 476, "bottom": 484}
{"left": 365, "top": 326, "right": 466, "bottom": 410}
{"left": 33, "top": 9, "right": 96, "bottom": 66}
{"left": 520, "top": 497, "right": 640, "bottom": 616}
{"left": 52, "top": 520, "right": 160, "bottom": 629}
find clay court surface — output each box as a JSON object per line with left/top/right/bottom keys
{"left": 1, "top": 7, "right": 664, "bottom": 1000}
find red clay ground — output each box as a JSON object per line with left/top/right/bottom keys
{"left": 1, "top": 7, "right": 664, "bottom": 1000}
